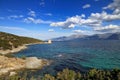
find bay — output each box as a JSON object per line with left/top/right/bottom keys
{"left": 14, "top": 40, "right": 120, "bottom": 76}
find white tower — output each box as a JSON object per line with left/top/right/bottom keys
{"left": 48, "top": 40, "right": 52, "bottom": 44}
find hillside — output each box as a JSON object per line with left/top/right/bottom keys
{"left": 0, "top": 32, "right": 43, "bottom": 50}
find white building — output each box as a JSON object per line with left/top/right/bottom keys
{"left": 48, "top": 40, "right": 52, "bottom": 44}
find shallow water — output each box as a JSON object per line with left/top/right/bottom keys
{"left": 14, "top": 40, "right": 120, "bottom": 76}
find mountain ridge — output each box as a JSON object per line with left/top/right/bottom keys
{"left": 51, "top": 33, "right": 120, "bottom": 41}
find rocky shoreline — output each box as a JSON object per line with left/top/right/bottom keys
{"left": 0, "top": 42, "right": 51, "bottom": 76}
{"left": 0, "top": 56, "right": 50, "bottom": 76}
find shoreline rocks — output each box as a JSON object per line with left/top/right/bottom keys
{"left": 0, "top": 42, "right": 51, "bottom": 76}
{"left": 0, "top": 56, "right": 50, "bottom": 76}
{"left": 25, "top": 57, "right": 42, "bottom": 69}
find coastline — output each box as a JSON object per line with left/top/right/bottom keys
{"left": 0, "top": 56, "right": 50, "bottom": 76}
{"left": 0, "top": 42, "right": 44, "bottom": 55}
{"left": 0, "top": 42, "right": 52, "bottom": 76}
{"left": 0, "top": 45, "right": 27, "bottom": 55}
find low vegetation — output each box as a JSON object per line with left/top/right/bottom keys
{"left": 1, "top": 68, "right": 120, "bottom": 80}
{"left": 0, "top": 32, "right": 43, "bottom": 50}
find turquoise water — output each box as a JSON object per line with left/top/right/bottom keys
{"left": 14, "top": 40, "right": 120, "bottom": 76}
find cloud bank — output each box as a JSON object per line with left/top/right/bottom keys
{"left": 50, "top": 0, "right": 120, "bottom": 33}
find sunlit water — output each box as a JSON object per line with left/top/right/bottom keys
{"left": 14, "top": 40, "right": 120, "bottom": 77}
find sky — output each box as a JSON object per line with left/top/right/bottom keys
{"left": 0, "top": 0, "right": 120, "bottom": 40}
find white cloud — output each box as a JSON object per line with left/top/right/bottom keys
{"left": 50, "top": 10, "right": 120, "bottom": 29}
{"left": 82, "top": 4, "right": 91, "bottom": 9}
{"left": 90, "top": 11, "right": 120, "bottom": 21}
{"left": 24, "top": 17, "right": 52, "bottom": 24}
{"left": 50, "top": 0, "right": 120, "bottom": 33}
{"left": 73, "top": 30, "right": 87, "bottom": 33}
{"left": 81, "top": 14, "right": 86, "bottom": 18}
{"left": 50, "top": 14, "right": 101, "bottom": 29}
{"left": 103, "top": 0, "right": 120, "bottom": 15}
{"left": 0, "top": 26, "right": 27, "bottom": 31}
{"left": 50, "top": 21, "right": 75, "bottom": 29}
{"left": 50, "top": 15, "right": 86, "bottom": 29}
{"left": 73, "top": 29, "right": 94, "bottom": 35}
{"left": 90, "top": 0, "right": 120, "bottom": 23}
{"left": 113, "top": 8, "right": 120, "bottom": 14}
{"left": 28, "top": 10, "right": 36, "bottom": 17}
{"left": 45, "top": 13, "right": 52, "bottom": 16}
{"left": 48, "top": 29, "right": 54, "bottom": 32}
{"left": 94, "top": 24, "right": 120, "bottom": 32}
{"left": 103, "top": 0, "right": 120, "bottom": 10}
{"left": 8, "top": 15, "right": 23, "bottom": 19}
{"left": 68, "top": 24, "right": 75, "bottom": 28}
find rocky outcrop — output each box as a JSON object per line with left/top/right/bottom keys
{"left": 0, "top": 56, "right": 50, "bottom": 75}
{"left": 25, "top": 57, "right": 42, "bottom": 69}
{"left": 0, "top": 56, "right": 25, "bottom": 75}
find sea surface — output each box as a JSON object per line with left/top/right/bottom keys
{"left": 14, "top": 40, "right": 120, "bottom": 77}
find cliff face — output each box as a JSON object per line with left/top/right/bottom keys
{"left": 0, "top": 32, "right": 43, "bottom": 51}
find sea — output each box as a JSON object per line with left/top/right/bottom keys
{"left": 14, "top": 40, "right": 120, "bottom": 77}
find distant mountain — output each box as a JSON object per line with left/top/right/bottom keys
{"left": 0, "top": 32, "right": 43, "bottom": 50}
{"left": 52, "top": 36, "right": 67, "bottom": 41}
{"left": 51, "top": 33, "right": 120, "bottom": 41}
{"left": 85, "top": 33, "right": 120, "bottom": 40}
{"left": 106, "top": 33, "right": 120, "bottom": 40}
{"left": 52, "top": 34, "right": 87, "bottom": 41}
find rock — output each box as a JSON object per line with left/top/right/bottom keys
{"left": 9, "top": 71, "right": 16, "bottom": 76}
{"left": 0, "top": 56, "right": 50, "bottom": 75}
{"left": 0, "top": 56, "right": 25, "bottom": 75}
{"left": 0, "top": 69, "right": 9, "bottom": 75}
{"left": 25, "top": 57, "right": 42, "bottom": 69}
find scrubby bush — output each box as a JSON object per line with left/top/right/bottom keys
{"left": 1, "top": 68, "right": 120, "bottom": 80}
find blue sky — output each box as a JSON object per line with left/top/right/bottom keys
{"left": 0, "top": 0, "right": 120, "bottom": 40}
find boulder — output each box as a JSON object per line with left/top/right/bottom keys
{"left": 9, "top": 71, "right": 16, "bottom": 76}
{"left": 25, "top": 57, "right": 42, "bottom": 69}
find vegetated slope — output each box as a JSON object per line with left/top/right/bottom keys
{"left": 0, "top": 32, "right": 43, "bottom": 50}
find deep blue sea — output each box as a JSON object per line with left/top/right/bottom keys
{"left": 14, "top": 40, "right": 120, "bottom": 76}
